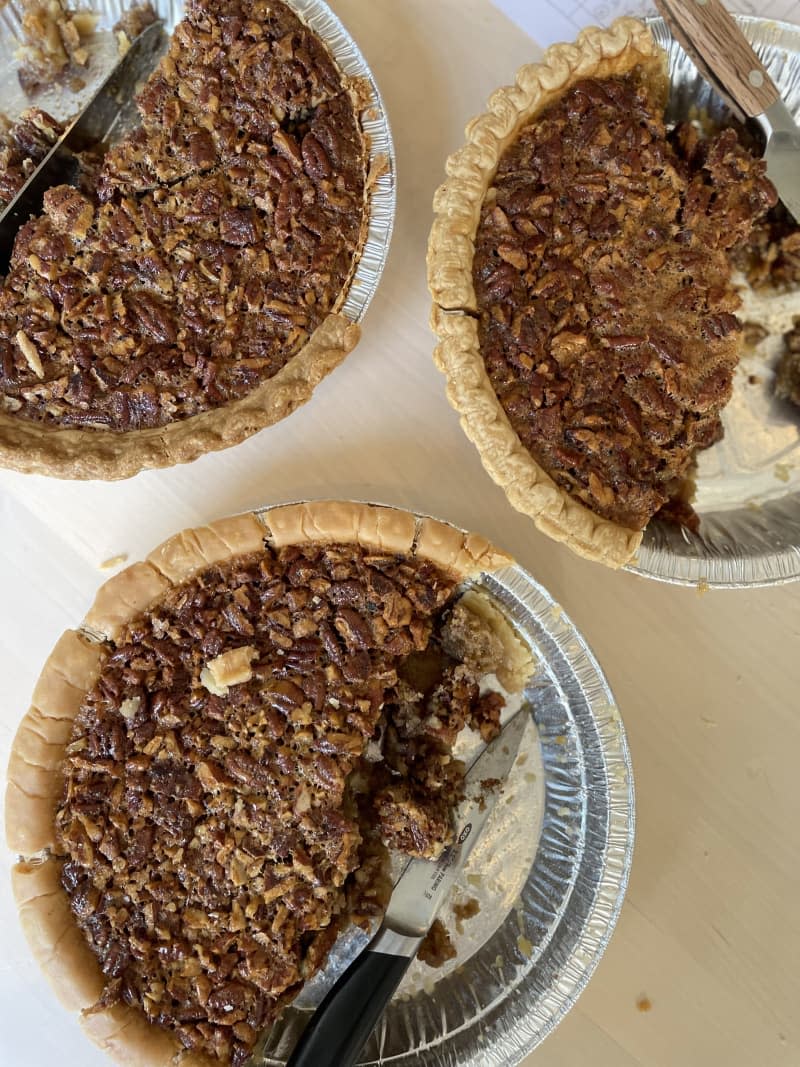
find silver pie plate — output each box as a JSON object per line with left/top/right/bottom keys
{"left": 0, "top": 0, "right": 396, "bottom": 326}
{"left": 627, "top": 16, "right": 800, "bottom": 588}
{"left": 247, "top": 504, "right": 635, "bottom": 1067}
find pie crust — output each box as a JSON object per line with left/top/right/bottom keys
{"left": 427, "top": 17, "right": 663, "bottom": 568}
{"left": 0, "top": 0, "right": 371, "bottom": 481}
{"left": 5, "top": 501, "right": 526, "bottom": 1066}
{"left": 0, "top": 303, "right": 360, "bottom": 480}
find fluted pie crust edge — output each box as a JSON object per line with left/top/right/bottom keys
{"left": 427, "top": 18, "right": 667, "bottom": 567}
{"left": 0, "top": 313, "right": 361, "bottom": 480}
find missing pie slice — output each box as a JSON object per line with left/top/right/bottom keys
{"left": 427, "top": 17, "right": 777, "bottom": 567}
{"left": 5, "top": 501, "right": 533, "bottom": 1066}
{"left": 0, "top": 0, "right": 372, "bottom": 478}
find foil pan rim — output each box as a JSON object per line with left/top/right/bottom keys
{"left": 633, "top": 14, "right": 800, "bottom": 589}
{"left": 288, "top": 0, "right": 396, "bottom": 325}
{"left": 250, "top": 500, "right": 635, "bottom": 1067}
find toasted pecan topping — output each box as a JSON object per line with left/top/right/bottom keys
{"left": 56, "top": 542, "right": 516, "bottom": 1063}
{"left": 0, "top": 0, "right": 365, "bottom": 433}
{"left": 474, "top": 70, "right": 776, "bottom": 531}
{"left": 0, "top": 109, "right": 64, "bottom": 212}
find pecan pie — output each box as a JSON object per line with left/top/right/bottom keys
{"left": 6, "top": 502, "right": 532, "bottom": 1066}
{"left": 428, "top": 18, "right": 777, "bottom": 566}
{"left": 0, "top": 0, "right": 370, "bottom": 478}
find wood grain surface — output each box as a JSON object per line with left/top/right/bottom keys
{"left": 654, "top": 0, "right": 778, "bottom": 116}
{"left": 0, "top": 2, "right": 798, "bottom": 1065}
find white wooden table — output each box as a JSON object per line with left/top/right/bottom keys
{"left": 1, "top": 2, "right": 799, "bottom": 1064}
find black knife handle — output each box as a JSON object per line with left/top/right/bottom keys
{"left": 286, "top": 947, "right": 414, "bottom": 1067}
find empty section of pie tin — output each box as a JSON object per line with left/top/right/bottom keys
{"left": 628, "top": 17, "right": 800, "bottom": 588}
{"left": 0, "top": 0, "right": 396, "bottom": 327}
{"left": 253, "top": 504, "right": 635, "bottom": 1067}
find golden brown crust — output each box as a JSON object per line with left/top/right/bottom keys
{"left": 146, "top": 514, "right": 266, "bottom": 585}
{"left": 83, "top": 562, "right": 172, "bottom": 642}
{"left": 415, "top": 515, "right": 513, "bottom": 577}
{"left": 0, "top": 313, "right": 360, "bottom": 481}
{"left": 80, "top": 1003, "right": 192, "bottom": 1067}
{"left": 12, "top": 861, "right": 215, "bottom": 1065}
{"left": 30, "top": 629, "right": 107, "bottom": 718}
{"left": 264, "top": 500, "right": 418, "bottom": 557}
{"left": 6, "top": 711, "right": 70, "bottom": 855}
{"left": 6, "top": 503, "right": 518, "bottom": 1065}
{"left": 12, "top": 859, "right": 106, "bottom": 1011}
{"left": 427, "top": 18, "right": 659, "bottom": 568}
{"left": 263, "top": 501, "right": 515, "bottom": 579}
{"left": 7, "top": 631, "right": 107, "bottom": 854}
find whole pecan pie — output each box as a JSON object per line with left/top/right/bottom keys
{"left": 427, "top": 18, "right": 777, "bottom": 567}
{"left": 0, "top": 0, "right": 371, "bottom": 478}
{"left": 6, "top": 501, "right": 532, "bottom": 1066}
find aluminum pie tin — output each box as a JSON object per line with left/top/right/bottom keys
{"left": 0, "top": 0, "right": 396, "bottom": 326}
{"left": 250, "top": 503, "right": 635, "bottom": 1067}
{"left": 626, "top": 16, "right": 800, "bottom": 588}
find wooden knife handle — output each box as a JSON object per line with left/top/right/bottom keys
{"left": 654, "top": 0, "right": 778, "bottom": 116}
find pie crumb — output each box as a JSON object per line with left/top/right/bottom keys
{"left": 99, "top": 553, "right": 128, "bottom": 570}
{"left": 119, "top": 696, "right": 141, "bottom": 720}
{"left": 15, "top": 331, "right": 44, "bottom": 378}
{"left": 517, "top": 934, "right": 533, "bottom": 958}
{"left": 774, "top": 463, "right": 792, "bottom": 483}
{"left": 636, "top": 994, "right": 653, "bottom": 1013}
{"left": 417, "top": 919, "right": 457, "bottom": 968}
{"left": 453, "top": 896, "right": 480, "bottom": 934}
{"left": 201, "top": 645, "right": 258, "bottom": 695}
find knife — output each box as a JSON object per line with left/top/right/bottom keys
{"left": 285, "top": 705, "right": 530, "bottom": 1067}
{"left": 653, "top": 0, "right": 800, "bottom": 221}
{"left": 0, "top": 20, "right": 167, "bottom": 273}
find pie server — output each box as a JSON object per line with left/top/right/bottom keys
{"left": 654, "top": 0, "right": 800, "bottom": 222}
{"left": 0, "top": 20, "right": 167, "bottom": 274}
{"left": 284, "top": 705, "right": 530, "bottom": 1067}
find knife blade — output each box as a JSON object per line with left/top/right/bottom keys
{"left": 284, "top": 705, "right": 531, "bottom": 1067}
{"left": 653, "top": 0, "right": 800, "bottom": 221}
{"left": 0, "top": 20, "right": 167, "bottom": 273}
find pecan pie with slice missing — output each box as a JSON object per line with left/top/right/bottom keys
{"left": 428, "top": 18, "right": 777, "bottom": 567}
{"left": 0, "top": 0, "right": 370, "bottom": 478}
{"left": 6, "top": 502, "right": 532, "bottom": 1066}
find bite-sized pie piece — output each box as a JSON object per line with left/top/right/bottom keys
{"left": 427, "top": 17, "right": 776, "bottom": 567}
{"left": 6, "top": 502, "right": 533, "bottom": 1067}
{"left": 0, "top": 0, "right": 370, "bottom": 478}
{"left": 735, "top": 200, "right": 800, "bottom": 293}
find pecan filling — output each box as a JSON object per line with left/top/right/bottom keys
{"left": 0, "top": 108, "right": 63, "bottom": 211}
{"left": 0, "top": 0, "right": 365, "bottom": 431}
{"left": 473, "top": 70, "right": 776, "bottom": 531}
{"left": 55, "top": 543, "right": 512, "bottom": 1065}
